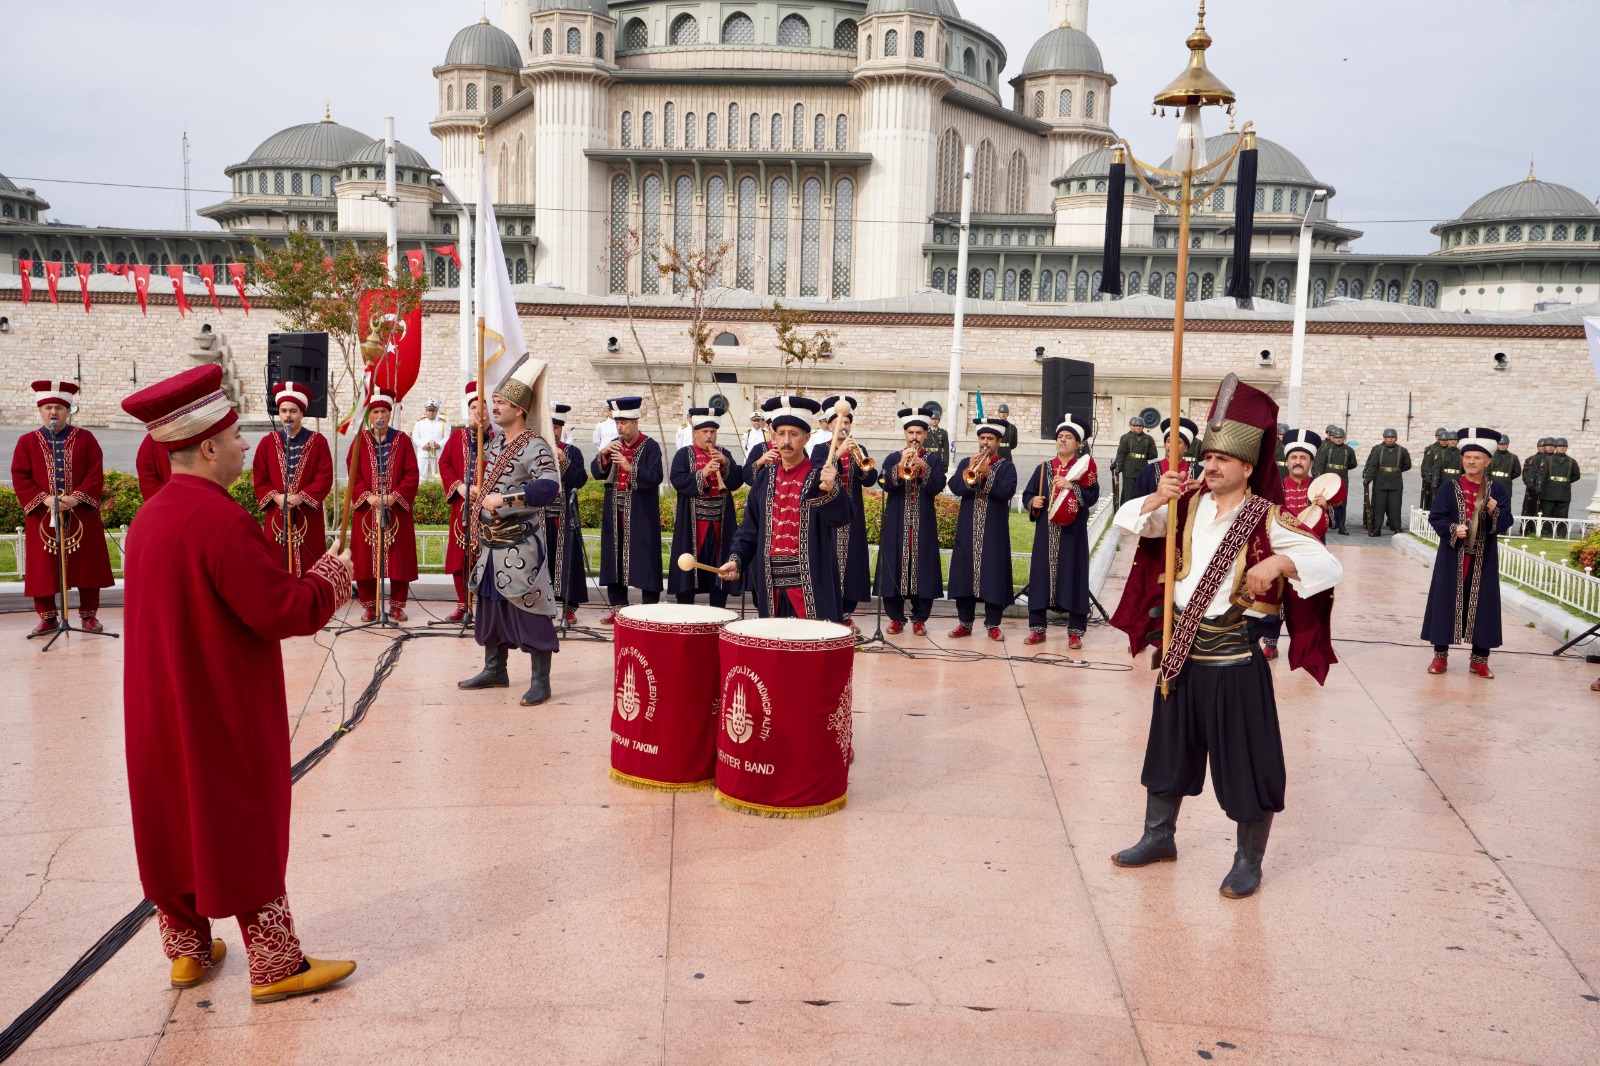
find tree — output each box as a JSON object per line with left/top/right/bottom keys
{"left": 656, "top": 240, "right": 731, "bottom": 407}
{"left": 760, "top": 300, "right": 840, "bottom": 396}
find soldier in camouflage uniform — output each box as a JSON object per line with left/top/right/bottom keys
{"left": 1362, "top": 428, "right": 1412, "bottom": 536}
{"left": 1112, "top": 416, "right": 1158, "bottom": 508}
{"left": 1312, "top": 424, "right": 1358, "bottom": 534}
{"left": 1542, "top": 438, "right": 1581, "bottom": 537}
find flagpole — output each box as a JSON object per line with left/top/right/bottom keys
{"left": 468, "top": 125, "right": 487, "bottom": 618}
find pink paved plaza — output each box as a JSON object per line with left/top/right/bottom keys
{"left": 3, "top": 544, "right": 1598, "bottom": 1064}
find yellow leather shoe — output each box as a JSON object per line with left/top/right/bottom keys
{"left": 250, "top": 957, "right": 357, "bottom": 1003}
{"left": 170, "top": 939, "right": 226, "bottom": 989}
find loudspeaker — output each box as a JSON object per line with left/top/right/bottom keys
{"left": 1040, "top": 357, "right": 1094, "bottom": 440}
{"left": 266, "top": 332, "right": 329, "bottom": 418}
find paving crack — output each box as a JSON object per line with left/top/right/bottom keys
{"left": 0, "top": 828, "right": 78, "bottom": 949}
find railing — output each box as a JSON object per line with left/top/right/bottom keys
{"left": 1507, "top": 515, "right": 1597, "bottom": 540}
{"left": 1407, "top": 508, "right": 1600, "bottom": 620}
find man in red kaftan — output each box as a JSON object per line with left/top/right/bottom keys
{"left": 252, "top": 383, "right": 333, "bottom": 576}
{"left": 348, "top": 390, "right": 420, "bottom": 621}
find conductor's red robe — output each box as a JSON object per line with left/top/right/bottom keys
{"left": 348, "top": 427, "right": 420, "bottom": 583}
{"left": 10, "top": 426, "right": 115, "bottom": 597}
{"left": 123, "top": 473, "right": 351, "bottom": 918}
{"left": 439, "top": 425, "right": 489, "bottom": 575}
{"left": 136, "top": 433, "right": 171, "bottom": 500}
{"left": 252, "top": 429, "right": 333, "bottom": 576}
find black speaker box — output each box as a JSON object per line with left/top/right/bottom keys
{"left": 1040, "top": 357, "right": 1095, "bottom": 440}
{"left": 266, "top": 332, "right": 330, "bottom": 418}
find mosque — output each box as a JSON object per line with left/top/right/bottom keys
{"left": 1, "top": 0, "right": 1597, "bottom": 314}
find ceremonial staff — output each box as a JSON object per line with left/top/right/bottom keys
{"left": 1104, "top": 1, "right": 1255, "bottom": 696}
{"left": 470, "top": 125, "right": 488, "bottom": 620}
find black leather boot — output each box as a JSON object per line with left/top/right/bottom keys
{"left": 520, "top": 650, "right": 553, "bottom": 706}
{"left": 458, "top": 643, "right": 510, "bottom": 689}
{"left": 1111, "top": 793, "right": 1182, "bottom": 867}
{"left": 1219, "top": 813, "right": 1274, "bottom": 898}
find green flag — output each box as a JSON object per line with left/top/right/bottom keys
{"left": 974, "top": 390, "right": 985, "bottom": 421}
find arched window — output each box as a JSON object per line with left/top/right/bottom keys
{"left": 985, "top": 59, "right": 993, "bottom": 84}
{"left": 1280, "top": 278, "right": 1293, "bottom": 303}
{"left": 542, "top": 29, "right": 553, "bottom": 54}
{"left": 722, "top": 13, "right": 754, "bottom": 44}
{"left": 728, "top": 104, "right": 740, "bottom": 148}
{"left": 1576, "top": 224, "right": 1589, "bottom": 241}
{"left": 947, "top": 268, "right": 958, "bottom": 295}
{"left": 433, "top": 256, "right": 447, "bottom": 287}
{"left": 833, "top": 19, "right": 858, "bottom": 50}
{"left": 291, "top": 173, "right": 303, "bottom": 194}
{"left": 967, "top": 269, "right": 981, "bottom": 298}
{"left": 609, "top": 174, "right": 629, "bottom": 293}
{"left": 674, "top": 175, "right": 694, "bottom": 292}
{"left": 983, "top": 232, "right": 993, "bottom": 245}
{"left": 641, "top": 173, "right": 662, "bottom": 293}
{"left": 1271, "top": 188, "right": 1283, "bottom": 212}
{"left": 706, "top": 111, "right": 718, "bottom": 148}
{"left": 274, "top": 172, "right": 284, "bottom": 194}
{"left": 1211, "top": 187, "right": 1225, "bottom": 211}
{"left": 1333, "top": 278, "right": 1348, "bottom": 298}
{"left": 835, "top": 114, "right": 847, "bottom": 150}
{"left": 973, "top": 140, "right": 997, "bottom": 212}
{"left": 515, "top": 258, "right": 528, "bottom": 283}
{"left": 771, "top": 114, "right": 783, "bottom": 149}
{"left": 1058, "top": 89, "right": 1071, "bottom": 116}
{"left": 749, "top": 112, "right": 761, "bottom": 149}
{"left": 706, "top": 174, "right": 725, "bottom": 252}
{"left": 865, "top": 34, "right": 872, "bottom": 59}
{"left": 982, "top": 268, "right": 996, "bottom": 299}
{"left": 962, "top": 48, "right": 975, "bottom": 77}
{"left": 1122, "top": 269, "right": 1138, "bottom": 296}
{"left": 913, "top": 30, "right": 925, "bottom": 57}
{"left": 1002, "top": 269, "right": 1016, "bottom": 300}
{"left": 932, "top": 267, "right": 946, "bottom": 291}
{"left": 1290, "top": 189, "right": 1300, "bottom": 213}
{"left": 1090, "top": 270, "right": 1103, "bottom": 300}
{"left": 671, "top": 14, "right": 700, "bottom": 45}
{"left": 624, "top": 18, "right": 648, "bottom": 49}
{"left": 565, "top": 28, "right": 580, "bottom": 54}
{"left": 1506, "top": 224, "right": 1522, "bottom": 241}
{"left": 314, "top": 218, "right": 325, "bottom": 231}
{"left": 466, "top": 82, "right": 479, "bottom": 110}
{"left": 1144, "top": 272, "right": 1158, "bottom": 297}
{"left": 777, "top": 14, "right": 810, "bottom": 45}
{"left": 310, "top": 173, "right": 322, "bottom": 195}
{"left": 1031, "top": 91, "right": 1043, "bottom": 118}
{"left": 1201, "top": 273, "right": 1214, "bottom": 299}
{"left": 446, "top": 84, "right": 454, "bottom": 110}
{"left": 664, "top": 103, "right": 676, "bottom": 147}
{"left": 491, "top": 84, "right": 505, "bottom": 108}
{"left": 1555, "top": 223, "right": 1569, "bottom": 241}
{"left": 800, "top": 177, "right": 821, "bottom": 295}
{"left": 1368, "top": 279, "right": 1382, "bottom": 299}
{"left": 1074, "top": 270, "right": 1089, "bottom": 301}
{"left": 621, "top": 112, "right": 633, "bottom": 147}
{"left": 787, "top": 104, "right": 800, "bottom": 148}
{"left": 832, "top": 178, "right": 854, "bottom": 297}
{"left": 1164, "top": 272, "right": 1177, "bottom": 299}
{"left": 1407, "top": 280, "right": 1421, "bottom": 305}
{"left": 884, "top": 29, "right": 898, "bottom": 56}
{"left": 685, "top": 112, "right": 697, "bottom": 149}
{"left": 1254, "top": 187, "right": 1265, "bottom": 211}
{"left": 769, "top": 176, "right": 789, "bottom": 295}
{"left": 1018, "top": 268, "right": 1032, "bottom": 300}
{"left": 1084, "top": 90, "right": 1095, "bottom": 118}
{"left": 1000, "top": 232, "right": 1010, "bottom": 245}
{"left": 736, "top": 176, "right": 757, "bottom": 289}
{"left": 596, "top": 32, "right": 606, "bottom": 59}
{"left": 1485, "top": 225, "right": 1499, "bottom": 243}
{"left": 1423, "top": 280, "right": 1438, "bottom": 308}
{"left": 1006, "top": 150, "right": 1027, "bottom": 213}
{"left": 1386, "top": 281, "right": 1400, "bottom": 302}
{"left": 642, "top": 111, "right": 655, "bottom": 147}
{"left": 814, "top": 113, "right": 825, "bottom": 149}
{"left": 1312, "top": 278, "right": 1326, "bottom": 306}
{"left": 935, "top": 128, "right": 962, "bottom": 210}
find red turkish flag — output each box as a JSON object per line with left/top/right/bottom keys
{"left": 18, "top": 260, "right": 31, "bottom": 303}
{"left": 44, "top": 261, "right": 62, "bottom": 306}
{"left": 166, "top": 265, "right": 192, "bottom": 316}
{"left": 75, "top": 263, "right": 92, "bottom": 313}
{"left": 435, "top": 244, "right": 460, "bottom": 269}
{"left": 196, "top": 263, "right": 222, "bottom": 312}
{"left": 358, "top": 288, "right": 423, "bottom": 404}
{"left": 131, "top": 264, "right": 152, "bottom": 315}
{"left": 105, "top": 263, "right": 129, "bottom": 278}
{"left": 227, "top": 263, "right": 251, "bottom": 314}
{"left": 404, "top": 248, "right": 426, "bottom": 278}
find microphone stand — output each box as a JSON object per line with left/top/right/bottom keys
{"left": 429, "top": 430, "right": 477, "bottom": 634}
{"left": 32, "top": 419, "right": 118, "bottom": 650}
{"left": 855, "top": 453, "right": 912, "bottom": 658}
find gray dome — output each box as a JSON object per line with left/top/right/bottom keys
{"left": 444, "top": 19, "right": 523, "bottom": 69}
{"left": 1458, "top": 178, "right": 1599, "bottom": 222}
{"left": 0, "top": 172, "right": 47, "bottom": 207}
{"left": 343, "top": 138, "right": 435, "bottom": 171}
{"left": 864, "top": 0, "right": 961, "bottom": 18}
{"left": 537, "top": 0, "right": 609, "bottom": 14}
{"left": 1058, "top": 146, "right": 1116, "bottom": 181}
{"left": 1019, "top": 26, "right": 1104, "bottom": 77}
{"left": 1159, "top": 135, "right": 1318, "bottom": 185}
{"left": 238, "top": 119, "right": 373, "bottom": 170}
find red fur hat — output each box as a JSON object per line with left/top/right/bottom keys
{"left": 121, "top": 365, "right": 238, "bottom": 452}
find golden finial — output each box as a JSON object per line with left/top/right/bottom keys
{"left": 1527, "top": 156, "right": 1536, "bottom": 182}
{"left": 1153, "top": 0, "right": 1235, "bottom": 108}
{"left": 324, "top": 100, "right": 332, "bottom": 122}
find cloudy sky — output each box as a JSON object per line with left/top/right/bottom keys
{"left": 5, "top": 0, "right": 1593, "bottom": 253}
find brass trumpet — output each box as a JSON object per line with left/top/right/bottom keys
{"left": 849, "top": 441, "right": 875, "bottom": 471}
{"left": 961, "top": 450, "right": 992, "bottom": 487}
{"left": 898, "top": 445, "right": 924, "bottom": 480}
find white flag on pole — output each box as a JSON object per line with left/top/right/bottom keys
{"left": 1585, "top": 316, "right": 1600, "bottom": 385}
{"left": 474, "top": 162, "right": 531, "bottom": 413}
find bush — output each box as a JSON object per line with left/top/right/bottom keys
{"left": 577, "top": 479, "right": 606, "bottom": 527}
{"left": 1571, "top": 528, "right": 1600, "bottom": 573}
{"left": 0, "top": 485, "right": 21, "bottom": 532}
{"left": 99, "top": 470, "right": 143, "bottom": 529}
{"left": 862, "top": 486, "right": 959, "bottom": 547}
{"left": 229, "top": 472, "right": 263, "bottom": 518}
{"left": 414, "top": 481, "right": 449, "bottom": 525}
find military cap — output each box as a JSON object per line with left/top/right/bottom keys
{"left": 1435, "top": 427, "right": 1449, "bottom": 440}
{"left": 1129, "top": 416, "right": 1144, "bottom": 427}
{"left": 1556, "top": 437, "right": 1570, "bottom": 447}
{"left": 1499, "top": 433, "right": 1510, "bottom": 445}
{"left": 1327, "top": 425, "right": 1346, "bottom": 437}
{"left": 1382, "top": 428, "right": 1398, "bottom": 438}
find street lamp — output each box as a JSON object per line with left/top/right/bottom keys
{"left": 1286, "top": 187, "right": 1328, "bottom": 427}
{"left": 1108, "top": 0, "right": 1253, "bottom": 693}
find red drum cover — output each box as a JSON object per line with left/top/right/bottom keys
{"left": 610, "top": 604, "right": 735, "bottom": 791}
{"left": 1048, "top": 488, "right": 1081, "bottom": 526}
{"left": 715, "top": 619, "right": 855, "bottom": 818}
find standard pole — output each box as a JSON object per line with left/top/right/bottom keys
{"left": 946, "top": 144, "right": 976, "bottom": 455}
{"left": 1160, "top": 169, "right": 1195, "bottom": 697}
{"left": 384, "top": 117, "right": 398, "bottom": 279}
{"left": 1287, "top": 194, "right": 1319, "bottom": 427}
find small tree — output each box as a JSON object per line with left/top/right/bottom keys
{"left": 760, "top": 299, "right": 840, "bottom": 395}
{"left": 656, "top": 240, "right": 732, "bottom": 407}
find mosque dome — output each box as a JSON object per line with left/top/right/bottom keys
{"left": 1456, "top": 178, "right": 1599, "bottom": 223}
{"left": 236, "top": 118, "right": 373, "bottom": 171}
{"left": 342, "top": 138, "right": 436, "bottom": 172}
{"left": 1019, "top": 26, "right": 1105, "bottom": 77}
{"left": 864, "top": 0, "right": 962, "bottom": 17}
{"left": 443, "top": 19, "right": 523, "bottom": 69}
{"left": 536, "top": 0, "right": 610, "bottom": 14}
{"left": 1058, "top": 145, "right": 1117, "bottom": 181}
{"left": 1159, "top": 134, "right": 1319, "bottom": 185}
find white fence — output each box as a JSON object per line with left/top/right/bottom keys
{"left": 1506, "top": 515, "right": 1598, "bottom": 539}
{"left": 1408, "top": 508, "right": 1600, "bottom": 619}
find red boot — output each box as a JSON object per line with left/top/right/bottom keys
{"left": 80, "top": 616, "right": 104, "bottom": 633}
{"left": 948, "top": 624, "right": 972, "bottom": 638}
{"left": 1427, "top": 655, "right": 1448, "bottom": 675}
{"left": 1067, "top": 633, "right": 1083, "bottom": 651}
{"left": 912, "top": 621, "right": 927, "bottom": 636}
{"left": 886, "top": 620, "right": 904, "bottom": 635}
{"left": 30, "top": 614, "right": 59, "bottom": 636}
{"left": 987, "top": 626, "right": 1003, "bottom": 641}
{"left": 444, "top": 605, "right": 467, "bottom": 623}
{"left": 1261, "top": 640, "right": 1278, "bottom": 662}
{"left": 599, "top": 610, "right": 618, "bottom": 626}
{"left": 1023, "top": 629, "right": 1046, "bottom": 646}
{"left": 1468, "top": 657, "right": 1494, "bottom": 680}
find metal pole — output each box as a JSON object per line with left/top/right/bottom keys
{"left": 436, "top": 177, "right": 475, "bottom": 415}
{"left": 1286, "top": 189, "right": 1325, "bottom": 427}
{"left": 384, "top": 117, "right": 398, "bottom": 280}
{"left": 946, "top": 144, "right": 976, "bottom": 456}
{"left": 1160, "top": 168, "right": 1194, "bottom": 698}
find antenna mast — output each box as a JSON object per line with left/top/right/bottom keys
{"left": 182, "top": 131, "right": 193, "bottom": 230}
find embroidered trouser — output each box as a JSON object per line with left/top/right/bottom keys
{"left": 883, "top": 595, "right": 932, "bottom": 623}
{"left": 451, "top": 570, "right": 468, "bottom": 607}
{"left": 33, "top": 589, "right": 99, "bottom": 619}
{"left": 152, "top": 893, "right": 307, "bottom": 986}
{"left": 357, "top": 579, "right": 409, "bottom": 609}
{"left": 955, "top": 596, "right": 1003, "bottom": 628}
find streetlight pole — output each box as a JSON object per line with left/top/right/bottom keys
{"left": 1286, "top": 187, "right": 1327, "bottom": 427}
{"left": 946, "top": 144, "right": 976, "bottom": 457}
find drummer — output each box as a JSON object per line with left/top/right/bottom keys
{"left": 717, "top": 396, "right": 851, "bottom": 621}
{"left": 1022, "top": 416, "right": 1099, "bottom": 648}
{"left": 1260, "top": 428, "right": 1341, "bottom": 660}
{"left": 668, "top": 407, "right": 744, "bottom": 608}
{"left": 1133, "top": 417, "right": 1201, "bottom": 496}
